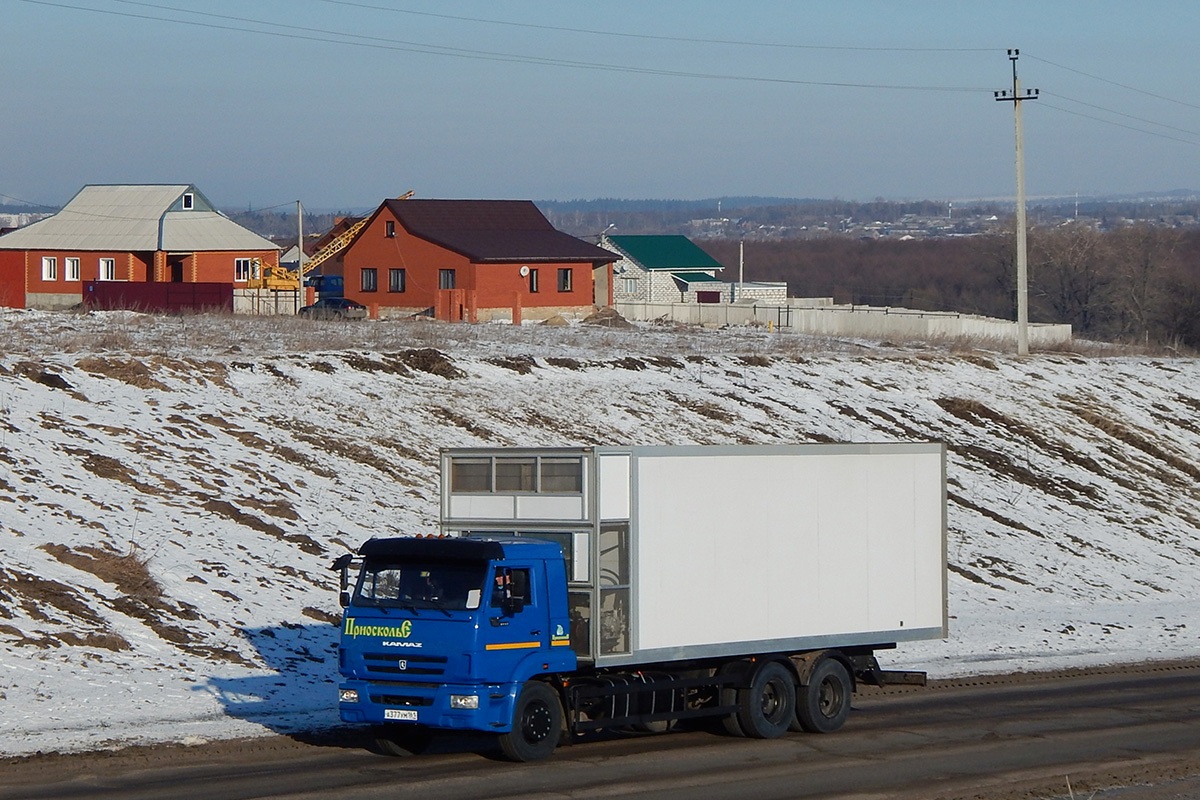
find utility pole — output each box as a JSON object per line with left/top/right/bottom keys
{"left": 994, "top": 49, "right": 1038, "bottom": 356}
{"left": 296, "top": 200, "right": 303, "bottom": 314}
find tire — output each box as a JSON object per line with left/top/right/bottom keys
{"left": 795, "top": 658, "right": 852, "bottom": 734}
{"left": 734, "top": 661, "right": 796, "bottom": 739}
{"left": 374, "top": 725, "right": 433, "bottom": 757}
{"left": 498, "top": 681, "right": 563, "bottom": 762}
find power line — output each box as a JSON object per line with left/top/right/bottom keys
{"left": 1037, "top": 101, "right": 1200, "bottom": 148}
{"left": 1042, "top": 92, "right": 1200, "bottom": 142}
{"left": 0, "top": 192, "right": 60, "bottom": 210}
{"left": 18, "top": 0, "right": 992, "bottom": 92}
{"left": 1024, "top": 53, "right": 1200, "bottom": 112}
{"left": 16, "top": 1, "right": 1200, "bottom": 158}
{"left": 316, "top": 0, "right": 998, "bottom": 54}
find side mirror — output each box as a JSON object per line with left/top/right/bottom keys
{"left": 332, "top": 554, "right": 354, "bottom": 605}
{"left": 331, "top": 553, "right": 353, "bottom": 585}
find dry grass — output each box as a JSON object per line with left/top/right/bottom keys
{"left": 200, "top": 499, "right": 324, "bottom": 555}
{"left": 1071, "top": 406, "right": 1200, "bottom": 482}
{"left": 36, "top": 542, "right": 256, "bottom": 664}
{"left": 76, "top": 356, "right": 169, "bottom": 390}
{"left": 41, "top": 543, "right": 163, "bottom": 603}
{"left": 3, "top": 308, "right": 1197, "bottom": 367}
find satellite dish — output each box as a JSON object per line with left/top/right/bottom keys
{"left": 519, "top": 266, "right": 530, "bottom": 277}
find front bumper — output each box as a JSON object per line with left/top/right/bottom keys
{"left": 339, "top": 679, "right": 520, "bottom": 732}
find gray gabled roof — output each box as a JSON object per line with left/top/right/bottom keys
{"left": 0, "top": 184, "right": 278, "bottom": 252}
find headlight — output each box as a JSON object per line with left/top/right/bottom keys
{"left": 339, "top": 689, "right": 360, "bottom": 703}
{"left": 449, "top": 694, "right": 479, "bottom": 710}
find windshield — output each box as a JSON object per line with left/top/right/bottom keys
{"left": 354, "top": 558, "right": 487, "bottom": 611}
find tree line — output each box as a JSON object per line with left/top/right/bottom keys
{"left": 701, "top": 225, "right": 1200, "bottom": 350}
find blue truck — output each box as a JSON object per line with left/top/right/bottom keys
{"left": 335, "top": 444, "right": 947, "bottom": 761}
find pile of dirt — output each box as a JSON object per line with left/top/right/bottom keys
{"left": 581, "top": 307, "right": 633, "bottom": 328}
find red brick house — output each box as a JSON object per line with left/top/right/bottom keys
{"left": 0, "top": 184, "right": 279, "bottom": 310}
{"left": 333, "top": 199, "right": 617, "bottom": 322}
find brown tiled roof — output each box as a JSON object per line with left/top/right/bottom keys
{"left": 384, "top": 199, "right": 616, "bottom": 264}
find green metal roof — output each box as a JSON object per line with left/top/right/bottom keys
{"left": 607, "top": 235, "right": 724, "bottom": 271}
{"left": 671, "top": 272, "right": 723, "bottom": 284}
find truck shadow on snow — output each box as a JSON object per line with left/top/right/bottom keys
{"left": 196, "top": 623, "right": 354, "bottom": 743}
{"left": 196, "top": 622, "right": 500, "bottom": 757}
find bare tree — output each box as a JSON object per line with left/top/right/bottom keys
{"left": 1107, "top": 224, "right": 1181, "bottom": 343}
{"left": 1030, "top": 223, "right": 1113, "bottom": 335}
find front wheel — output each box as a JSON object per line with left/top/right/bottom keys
{"left": 498, "top": 681, "right": 563, "bottom": 762}
{"left": 794, "top": 658, "right": 852, "bottom": 734}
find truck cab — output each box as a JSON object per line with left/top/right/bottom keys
{"left": 337, "top": 536, "right": 574, "bottom": 740}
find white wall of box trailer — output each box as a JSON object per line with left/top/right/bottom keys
{"left": 441, "top": 444, "right": 947, "bottom": 666}
{"left": 608, "top": 444, "right": 946, "bottom": 662}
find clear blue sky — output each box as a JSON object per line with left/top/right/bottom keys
{"left": 4, "top": 0, "right": 1199, "bottom": 210}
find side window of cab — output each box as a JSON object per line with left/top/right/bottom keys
{"left": 491, "top": 567, "right": 531, "bottom": 607}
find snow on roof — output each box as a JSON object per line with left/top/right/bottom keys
{"left": 0, "top": 184, "right": 278, "bottom": 252}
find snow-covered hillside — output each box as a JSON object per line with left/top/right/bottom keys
{"left": 1, "top": 309, "right": 1197, "bottom": 756}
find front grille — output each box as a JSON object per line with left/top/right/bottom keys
{"left": 363, "top": 652, "right": 449, "bottom": 677}
{"left": 370, "top": 694, "right": 435, "bottom": 707}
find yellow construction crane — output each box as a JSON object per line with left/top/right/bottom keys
{"left": 246, "top": 190, "right": 414, "bottom": 291}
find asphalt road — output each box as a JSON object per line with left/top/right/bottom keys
{"left": 3, "top": 662, "right": 1200, "bottom": 800}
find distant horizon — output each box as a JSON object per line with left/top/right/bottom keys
{"left": 6, "top": 188, "right": 1200, "bottom": 219}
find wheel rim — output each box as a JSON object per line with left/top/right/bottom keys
{"left": 760, "top": 678, "right": 785, "bottom": 719}
{"left": 817, "top": 676, "right": 844, "bottom": 718}
{"left": 522, "top": 701, "right": 553, "bottom": 743}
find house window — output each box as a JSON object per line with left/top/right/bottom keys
{"left": 99, "top": 258, "right": 116, "bottom": 281}
{"left": 41, "top": 257, "right": 57, "bottom": 281}
{"left": 557, "top": 268, "right": 573, "bottom": 292}
{"left": 388, "top": 268, "right": 406, "bottom": 293}
{"left": 66, "top": 257, "right": 80, "bottom": 281}
{"left": 529, "top": 268, "right": 539, "bottom": 293}
{"left": 385, "top": 220, "right": 395, "bottom": 238}
{"left": 361, "top": 267, "right": 378, "bottom": 292}
{"left": 439, "top": 269, "right": 456, "bottom": 290}
{"left": 621, "top": 277, "right": 638, "bottom": 295}
{"left": 235, "top": 258, "right": 254, "bottom": 282}
{"left": 182, "top": 193, "right": 194, "bottom": 210}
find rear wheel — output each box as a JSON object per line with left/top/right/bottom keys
{"left": 795, "top": 658, "right": 852, "bottom": 734}
{"left": 735, "top": 661, "right": 796, "bottom": 739}
{"left": 498, "top": 681, "right": 563, "bottom": 762}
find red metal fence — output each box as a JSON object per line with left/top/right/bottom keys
{"left": 82, "top": 282, "right": 234, "bottom": 313}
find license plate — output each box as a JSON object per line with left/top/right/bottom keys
{"left": 384, "top": 709, "right": 418, "bottom": 721}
